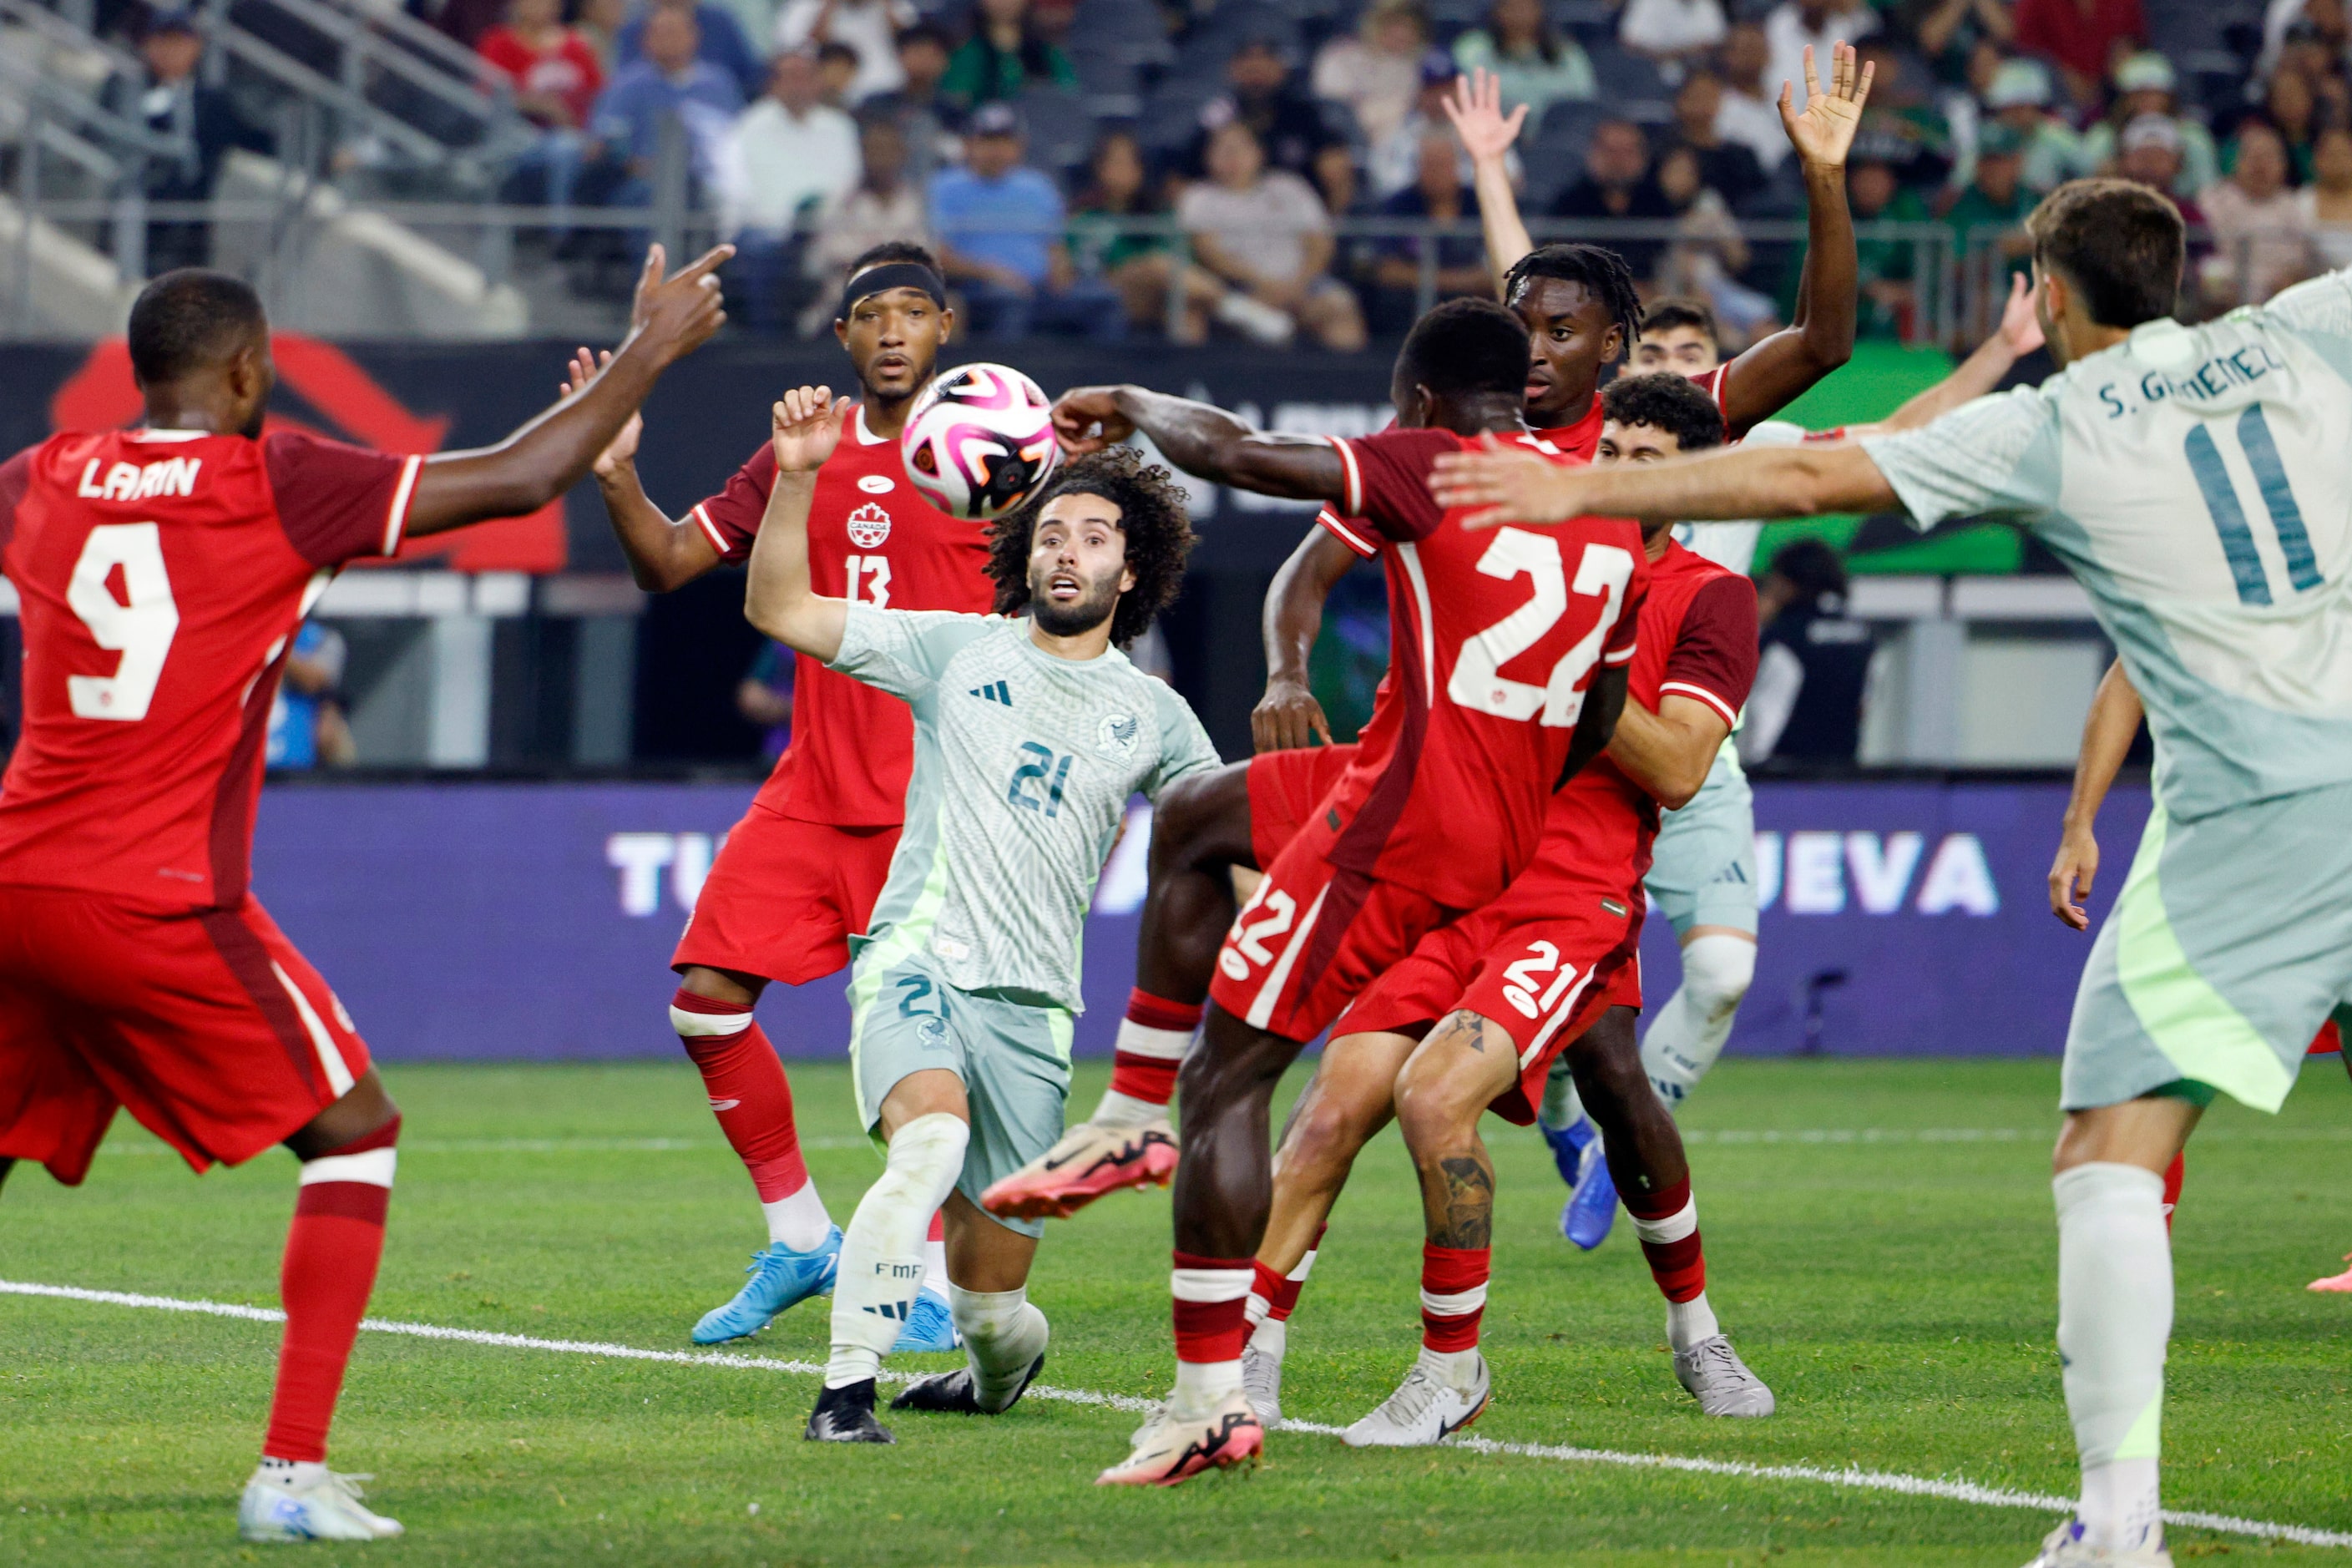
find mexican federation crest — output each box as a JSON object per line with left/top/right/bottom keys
{"left": 1096, "top": 711, "right": 1140, "bottom": 759}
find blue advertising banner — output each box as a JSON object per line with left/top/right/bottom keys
{"left": 249, "top": 776, "right": 2147, "bottom": 1065}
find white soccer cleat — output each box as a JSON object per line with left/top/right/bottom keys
{"left": 2021, "top": 1519, "right": 2174, "bottom": 1567}
{"left": 1095, "top": 1388, "right": 1263, "bottom": 1486}
{"left": 1242, "top": 1340, "right": 1285, "bottom": 1426}
{"left": 1673, "top": 1334, "right": 1775, "bottom": 1417}
{"left": 979, "top": 1118, "right": 1177, "bottom": 1221}
{"left": 1339, "top": 1351, "right": 1490, "bottom": 1448}
{"left": 238, "top": 1463, "right": 404, "bottom": 1542}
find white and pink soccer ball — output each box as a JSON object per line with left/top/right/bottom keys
{"left": 899, "top": 362, "right": 1062, "bottom": 522}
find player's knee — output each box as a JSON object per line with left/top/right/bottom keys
{"left": 1393, "top": 1038, "right": 1486, "bottom": 1148}
{"left": 1150, "top": 764, "right": 1249, "bottom": 875}
{"left": 1681, "top": 935, "right": 1756, "bottom": 1019}
{"left": 1280, "top": 1085, "right": 1378, "bottom": 1180}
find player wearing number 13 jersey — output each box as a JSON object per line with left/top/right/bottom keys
{"left": 0, "top": 255, "right": 727, "bottom": 1540}
{"left": 1041, "top": 300, "right": 1646, "bottom": 1486}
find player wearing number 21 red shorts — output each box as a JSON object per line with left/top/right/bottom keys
{"left": 1047, "top": 299, "right": 1649, "bottom": 1486}
{"left": 0, "top": 253, "right": 727, "bottom": 1541}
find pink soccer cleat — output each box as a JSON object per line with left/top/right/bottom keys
{"left": 2309, "top": 1253, "right": 2352, "bottom": 1292}
{"left": 1095, "top": 1390, "right": 1262, "bottom": 1486}
{"left": 980, "top": 1118, "right": 1176, "bottom": 1220}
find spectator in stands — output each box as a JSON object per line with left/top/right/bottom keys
{"left": 115, "top": 9, "right": 273, "bottom": 274}
{"left": 1187, "top": 38, "right": 1354, "bottom": 215}
{"left": 1671, "top": 69, "right": 1766, "bottom": 210}
{"left": 941, "top": 0, "right": 1077, "bottom": 114}
{"left": 805, "top": 114, "right": 932, "bottom": 316}
{"left": 1762, "top": 0, "right": 1877, "bottom": 118}
{"left": 478, "top": 0, "right": 604, "bottom": 211}
{"left": 2114, "top": 113, "right": 2206, "bottom": 231}
{"left": 816, "top": 41, "right": 863, "bottom": 108}
{"left": 2264, "top": 66, "right": 2324, "bottom": 182}
{"left": 2200, "top": 119, "right": 2318, "bottom": 306}
{"left": 1982, "top": 56, "right": 2085, "bottom": 193}
{"left": 1070, "top": 129, "right": 1288, "bottom": 343}
{"left": 1885, "top": 0, "right": 2013, "bottom": 87}
{"left": 1550, "top": 118, "right": 1675, "bottom": 279}
{"left": 1365, "top": 126, "right": 1490, "bottom": 332}
{"left": 2300, "top": 123, "right": 2352, "bottom": 267}
{"left": 1313, "top": 0, "right": 1433, "bottom": 149}
{"left": 1617, "top": 0, "right": 1727, "bottom": 67}
{"left": 617, "top": 0, "right": 765, "bottom": 101}
{"left": 1849, "top": 40, "right": 1953, "bottom": 191}
{"left": 731, "top": 48, "right": 861, "bottom": 327}
{"left": 1454, "top": 0, "right": 1596, "bottom": 117}
{"left": 266, "top": 622, "right": 356, "bottom": 771}
{"left": 1178, "top": 119, "right": 1368, "bottom": 349}
{"left": 1370, "top": 51, "right": 1482, "bottom": 200}
{"left": 1741, "top": 539, "right": 1874, "bottom": 768}
{"left": 862, "top": 23, "right": 958, "bottom": 182}
{"left": 2076, "top": 53, "right": 2218, "bottom": 196}
{"left": 1943, "top": 122, "right": 2036, "bottom": 288}
{"left": 576, "top": 0, "right": 630, "bottom": 71}
{"left": 930, "top": 102, "right": 1121, "bottom": 339}
{"left": 2012, "top": 0, "right": 2145, "bottom": 109}
{"left": 1716, "top": 22, "right": 1795, "bottom": 170}
{"left": 773, "top": 0, "right": 916, "bottom": 104}
{"left": 590, "top": 5, "right": 744, "bottom": 209}
{"left": 1653, "top": 144, "right": 1778, "bottom": 342}
{"left": 1841, "top": 151, "right": 1925, "bottom": 336}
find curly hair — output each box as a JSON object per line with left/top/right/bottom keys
{"left": 1502, "top": 242, "right": 1643, "bottom": 358}
{"left": 984, "top": 445, "right": 1197, "bottom": 648}
{"left": 1600, "top": 372, "right": 1726, "bottom": 454}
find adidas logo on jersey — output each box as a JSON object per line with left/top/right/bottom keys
{"left": 969, "top": 680, "right": 1012, "bottom": 706}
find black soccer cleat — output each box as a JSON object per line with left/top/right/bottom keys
{"left": 805, "top": 1378, "right": 896, "bottom": 1443}
{"left": 889, "top": 1353, "right": 1046, "bottom": 1416}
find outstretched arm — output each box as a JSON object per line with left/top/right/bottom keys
{"left": 1605, "top": 695, "right": 1734, "bottom": 810}
{"left": 743, "top": 387, "right": 852, "bottom": 660}
{"left": 1431, "top": 432, "right": 1898, "bottom": 526}
{"left": 1876, "top": 274, "right": 2044, "bottom": 432}
{"left": 559, "top": 346, "right": 725, "bottom": 592}
{"left": 1443, "top": 69, "right": 1534, "bottom": 297}
{"left": 1255, "top": 527, "right": 1360, "bottom": 752}
{"left": 405, "top": 245, "right": 731, "bottom": 538}
{"left": 1050, "top": 386, "right": 1347, "bottom": 503}
{"left": 2049, "top": 660, "right": 2143, "bottom": 932}
{"left": 1717, "top": 45, "right": 1870, "bottom": 437}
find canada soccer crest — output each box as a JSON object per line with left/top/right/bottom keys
{"left": 847, "top": 503, "right": 892, "bottom": 549}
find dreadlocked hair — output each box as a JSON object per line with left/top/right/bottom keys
{"left": 985, "top": 445, "right": 1197, "bottom": 648}
{"left": 1503, "top": 243, "right": 1643, "bottom": 359}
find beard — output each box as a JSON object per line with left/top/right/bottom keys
{"left": 1028, "top": 566, "right": 1120, "bottom": 639}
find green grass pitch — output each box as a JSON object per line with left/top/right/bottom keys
{"left": 3, "top": 1057, "right": 2348, "bottom": 1566}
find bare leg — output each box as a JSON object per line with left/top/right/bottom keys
{"left": 678, "top": 964, "right": 767, "bottom": 1007}
{"left": 1134, "top": 762, "right": 1256, "bottom": 1004}
{"left": 1393, "top": 1013, "right": 1520, "bottom": 1252}
{"left": 284, "top": 1067, "right": 399, "bottom": 1161}
{"left": 941, "top": 1190, "right": 1039, "bottom": 1293}
{"left": 0, "top": 1156, "right": 15, "bottom": 1194}
{"left": 1172, "top": 1004, "right": 1309, "bottom": 1259}
{"left": 1259, "top": 1029, "right": 1419, "bottom": 1274}
{"left": 1565, "top": 1008, "right": 1688, "bottom": 1205}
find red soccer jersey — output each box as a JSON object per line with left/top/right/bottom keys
{"left": 691, "top": 404, "right": 994, "bottom": 827}
{"left": 1534, "top": 395, "right": 1605, "bottom": 463}
{"left": 0, "top": 428, "right": 419, "bottom": 909}
{"left": 1531, "top": 539, "right": 1758, "bottom": 897}
{"left": 1310, "top": 427, "right": 1648, "bottom": 910}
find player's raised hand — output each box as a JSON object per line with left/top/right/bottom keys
{"left": 1050, "top": 386, "right": 1136, "bottom": 454}
{"left": 1428, "top": 433, "right": 1589, "bottom": 528}
{"left": 2048, "top": 821, "right": 2100, "bottom": 931}
{"left": 630, "top": 242, "right": 735, "bottom": 362}
{"left": 1443, "top": 68, "right": 1526, "bottom": 167}
{"left": 1998, "top": 272, "right": 2046, "bottom": 357}
{"left": 1252, "top": 676, "right": 1334, "bottom": 753}
{"left": 771, "top": 385, "right": 845, "bottom": 473}
{"left": 562, "top": 346, "right": 642, "bottom": 478}
{"left": 1778, "top": 43, "right": 1874, "bottom": 170}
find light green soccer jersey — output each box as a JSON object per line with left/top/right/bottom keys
{"left": 1859, "top": 271, "right": 2352, "bottom": 820}
{"left": 829, "top": 604, "right": 1222, "bottom": 1011}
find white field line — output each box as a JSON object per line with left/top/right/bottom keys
{"left": 3, "top": 1277, "right": 2347, "bottom": 1550}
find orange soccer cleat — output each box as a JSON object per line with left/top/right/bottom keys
{"left": 979, "top": 1118, "right": 1176, "bottom": 1220}
{"left": 2308, "top": 1253, "right": 2352, "bottom": 1292}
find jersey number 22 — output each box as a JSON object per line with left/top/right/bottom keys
{"left": 1449, "top": 530, "right": 1635, "bottom": 727}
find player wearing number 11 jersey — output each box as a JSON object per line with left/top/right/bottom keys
{"left": 0, "top": 255, "right": 727, "bottom": 1540}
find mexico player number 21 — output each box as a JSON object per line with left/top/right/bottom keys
{"left": 1449, "top": 532, "right": 1636, "bottom": 726}
{"left": 66, "top": 522, "right": 182, "bottom": 722}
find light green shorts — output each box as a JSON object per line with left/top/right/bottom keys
{"left": 1644, "top": 751, "right": 1759, "bottom": 937}
{"left": 2063, "top": 781, "right": 2352, "bottom": 1115}
{"left": 847, "top": 943, "right": 1074, "bottom": 1238}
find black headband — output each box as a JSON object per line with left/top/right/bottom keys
{"left": 839, "top": 263, "right": 946, "bottom": 320}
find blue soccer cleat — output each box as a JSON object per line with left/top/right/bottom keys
{"left": 1563, "top": 1141, "right": 1619, "bottom": 1251}
{"left": 691, "top": 1227, "right": 843, "bottom": 1344}
{"left": 891, "top": 1286, "right": 962, "bottom": 1354}
{"left": 1542, "top": 1115, "right": 1596, "bottom": 1191}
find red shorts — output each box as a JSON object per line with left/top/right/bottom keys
{"left": 1246, "top": 744, "right": 1358, "bottom": 870}
{"left": 672, "top": 803, "right": 900, "bottom": 985}
{"left": 1208, "top": 817, "right": 1460, "bottom": 1044}
{"left": 1343, "top": 867, "right": 1645, "bottom": 1126}
{"left": 0, "top": 888, "right": 373, "bottom": 1184}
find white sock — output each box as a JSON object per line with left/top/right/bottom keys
{"left": 948, "top": 1283, "right": 1050, "bottom": 1411}
{"left": 1415, "top": 1343, "right": 1481, "bottom": 1389}
{"left": 1246, "top": 1314, "right": 1287, "bottom": 1358}
{"left": 825, "top": 1113, "right": 968, "bottom": 1388}
{"left": 1171, "top": 1357, "right": 1241, "bottom": 1414}
{"left": 1540, "top": 1061, "right": 1585, "bottom": 1130}
{"left": 255, "top": 1457, "right": 327, "bottom": 1489}
{"left": 1090, "top": 1014, "right": 1191, "bottom": 1129}
{"left": 1666, "top": 1292, "right": 1721, "bottom": 1353}
{"left": 923, "top": 1226, "right": 949, "bottom": 1297}
{"left": 1638, "top": 934, "right": 1756, "bottom": 1108}
{"left": 2056, "top": 1162, "right": 2171, "bottom": 1551}
{"left": 1090, "top": 1087, "right": 1168, "bottom": 1130}
{"left": 762, "top": 1182, "right": 833, "bottom": 1252}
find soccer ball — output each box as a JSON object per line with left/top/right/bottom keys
{"left": 899, "top": 363, "right": 1062, "bottom": 522}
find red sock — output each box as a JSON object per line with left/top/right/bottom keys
{"left": 1171, "top": 1251, "right": 1253, "bottom": 1363}
{"left": 1623, "top": 1175, "right": 1707, "bottom": 1303}
{"left": 2160, "top": 1151, "right": 2185, "bottom": 1233}
{"left": 670, "top": 989, "right": 808, "bottom": 1201}
{"left": 1108, "top": 989, "right": 1201, "bottom": 1107}
{"left": 1419, "top": 1242, "right": 1490, "bottom": 1353}
{"left": 928, "top": 1211, "right": 944, "bottom": 1243}
{"left": 265, "top": 1117, "right": 399, "bottom": 1464}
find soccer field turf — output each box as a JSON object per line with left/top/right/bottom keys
{"left": 3, "top": 1058, "right": 2347, "bottom": 1566}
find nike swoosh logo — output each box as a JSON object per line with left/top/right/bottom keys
{"left": 708, "top": 1098, "right": 740, "bottom": 1111}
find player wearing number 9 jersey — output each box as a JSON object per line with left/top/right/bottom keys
{"left": 0, "top": 254, "right": 728, "bottom": 1541}
{"left": 1042, "top": 299, "right": 1647, "bottom": 1486}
